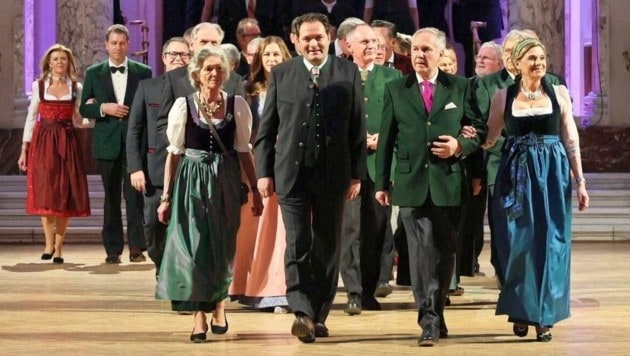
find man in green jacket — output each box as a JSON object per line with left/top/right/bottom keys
{"left": 80, "top": 24, "right": 152, "bottom": 264}
{"left": 375, "top": 27, "right": 486, "bottom": 346}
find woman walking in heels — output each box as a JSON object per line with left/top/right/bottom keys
{"left": 482, "top": 38, "right": 589, "bottom": 342}
{"left": 18, "top": 44, "right": 91, "bottom": 264}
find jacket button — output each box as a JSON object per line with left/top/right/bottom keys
{"left": 427, "top": 122, "right": 432, "bottom": 126}
{"left": 424, "top": 164, "right": 429, "bottom": 168}
{"left": 298, "top": 142, "right": 304, "bottom": 147}
{"left": 295, "top": 161, "right": 300, "bottom": 165}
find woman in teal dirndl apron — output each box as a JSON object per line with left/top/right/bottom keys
{"left": 482, "top": 38, "right": 589, "bottom": 342}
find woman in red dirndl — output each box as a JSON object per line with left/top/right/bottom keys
{"left": 17, "top": 44, "right": 90, "bottom": 264}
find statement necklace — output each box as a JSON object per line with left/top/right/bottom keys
{"left": 520, "top": 83, "right": 544, "bottom": 100}
{"left": 199, "top": 93, "right": 223, "bottom": 118}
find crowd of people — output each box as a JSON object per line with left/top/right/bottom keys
{"left": 19, "top": 1, "right": 590, "bottom": 347}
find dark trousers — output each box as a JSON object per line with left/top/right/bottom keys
{"left": 400, "top": 199, "right": 460, "bottom": 329}
{"left": 97, "top": 151, "right": 145, "bottom": 257}
{"left": 394, "top": 220, "right": 411, "bottom": 286}
{"left": 143, "top": 184, "right": 167, "bottom": 270}
{"left": 488, "top": 186, "right": 506, "bottom": 283}
{"left": 458, "top": 186, "right": 487, "bottom": 277}
{"left": 278, "top": 168, "right": 347, "bottom": 323}
{"left": 339, "top": 178, "right": 390, "bottom": 298}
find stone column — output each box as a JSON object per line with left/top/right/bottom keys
{"left": 507, "top": 0, "right": 565, "bottom": 76}
{"left": 583, "top": 0, "right": 608, "bottom": 126}
{"left": 57, "top": 0, "right": 113, "bottom": 81}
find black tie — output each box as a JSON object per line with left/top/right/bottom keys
{"left": 110, "top": 66, "right": 125, "bottom": 74}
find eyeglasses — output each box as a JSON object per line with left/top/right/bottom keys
{"left": 354, "top": 39, "right": 378, "bottom": 46}
{"left": 475, "top": 55, "right": 499, "bottom": 62}
{"left": 165, "top": 51, "right": 191, "bottom": 60}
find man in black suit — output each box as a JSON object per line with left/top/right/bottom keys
{"left": 126, "top": 37, "right": 190, "bottom": 275}
{"left": 80, "top": 25, "right": 152, "bottom": 264}
{"left": 254, "top": 13, "right": 366, "bottom": 343}
{"left": 156, "top": 23, "right": 244, "bottom": 135}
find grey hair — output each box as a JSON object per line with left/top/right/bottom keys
{"left": 162, "top": 37, "right": 189, "bottom": 54}
{"left": 192, "top": 22, "right": 225, "bottom": 44}
{"left": 220, "top": 43, "right": 240, "bottom": 67}
{"left": 188, "top": 47, "right": 230, "bottom": 91}
{"left": 337, "top": 17, "right": 366, "bottom": 40}
{"left": 479, "top": 41, "right": 502, "bottom": 60}
{"left": 412, "top": 27, "right": 447, "bottom": 51}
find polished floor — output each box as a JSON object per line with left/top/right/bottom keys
{"left": 1, "top": 242, "right": 629, "bottom": 355}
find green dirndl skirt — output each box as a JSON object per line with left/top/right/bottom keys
{"left": 156, "top": 148, "right": 242, "bottom": 312}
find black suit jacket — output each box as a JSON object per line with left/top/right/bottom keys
{"left": 254, "top": 56, "right": 367, "bottom": 195}
{"left": 127, "top": 75, "right": 167, "bottom": 187}
{"left": 156, "top": 66, "right": 245, "bottom": 134}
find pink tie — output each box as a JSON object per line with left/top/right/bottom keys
{"left": 421, "top": 80, "right": 433, "bottom": 113}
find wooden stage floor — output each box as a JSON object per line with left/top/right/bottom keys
{"left": 1, "top": 241, "right": 629, "bottom": 355}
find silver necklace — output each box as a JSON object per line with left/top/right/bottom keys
{"left": 520, "top": 83, "right": 543, "bottom": 100}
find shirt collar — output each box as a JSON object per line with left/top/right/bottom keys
{"left": 108, "top": 57, "right": 128, "bottom": 69}
{"left": 358, "top": 62, "right": 375, "bottom": 72}
{"left": 387, "top": 52, "right": 395, "bottom": 65}
{"left": 416, "top": 69, "right": 439, "bottom": 85}
{"left": 303, "top": 56, "right": 329, "bottom": 72}
{"left": 321, "top": 0, "right": 336, "bottom": 12}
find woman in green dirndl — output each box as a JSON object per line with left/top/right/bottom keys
{"left": 156, "top": 47, "right": 263, "bottom": 342}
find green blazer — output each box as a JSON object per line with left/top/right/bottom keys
{"left": 80, "top": 59, "right": 152, "bottom": 160}
{"left": 364, "top": 64, "right": 402, "bottom": 182}
{"left": 375, "top": 70, "right": 487, "bottom": 207}
{"left": 473, "top": 69, "right": 564, "bottom": 187}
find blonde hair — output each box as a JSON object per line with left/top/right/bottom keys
{"left": 39, "top": 44, "right": 78, "bottom": 84}
{"left": 511, "top": 37, "right": 546, "bottom": 68}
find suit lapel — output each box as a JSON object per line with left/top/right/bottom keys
{"left": 99, "top": 62, "right": 117, "bottom": 103}
{"left": 430, "top": 71, "right": 451, "bottom": 117}
{"left": 404, "top": 74, "right": 426, "bottom": 117}
{"left": 124, "top": 62, "right": 140, "bottom": 106}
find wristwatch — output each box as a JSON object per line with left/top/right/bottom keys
{"left": 575, "top": 176, "right": 586, "bottom": 185}
{"left": 160, "top": 194, "right": 171, "bottom": 203}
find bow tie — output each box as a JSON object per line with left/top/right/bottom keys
{"left": 110, "top": 66, "right": 125, "bottom": 74}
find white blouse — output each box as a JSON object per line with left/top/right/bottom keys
{"left": 166, "top": 91, "right": 253, "bottom": 155}
{"left": 22, "top": 79, "right": 83, "bottom": 142}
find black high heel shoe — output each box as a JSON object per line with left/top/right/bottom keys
{"left": 513, "top": 323, "right": 528, "bottom": 337}
{"left": 536, "top": 326, "right": 552, "bottom": 342}
{"left": 190, "top": 323, "right": 208, "bottom": 343}
{"left": 41, "top": 248, "right": 55, "bottom": 260}
{"left": 53, "top": 257, "right": 64, "bottom": 264}
{"left": 210, "top": 312, "right": 228, "bottom": 334}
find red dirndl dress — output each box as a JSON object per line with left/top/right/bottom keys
{"left": 25, "top": 80, "right": 91, "bottom": 217}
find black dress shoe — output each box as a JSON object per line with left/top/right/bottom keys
{"left": 53, "top": 257, "right": 64, "bottom": 264}
{"left": 190, "top": 323, "right": 208, "bottom": 343}
{"left": 418, "top": 324, "right": 440, "bottom": 346}
{"left": 291, "top": 314, "right": 315, "bottom": 343}
{"left": 105, "top": 255, "right": 121, "bottom": 264}
{"left": 41, "top": 248, "right": 55, "bottom": 260}
{"left": 361, "top": 296, "right": 381, "bottom": 311}
{"left": 314, "top": 322, "right": 329, "bottom": 337}
{"left": 513, "top": 323, "right": 528, "bottom": 337}
{"left": 345, "top": 294, "right": 362, "bottom": 315}
{"left": 210, "top": 312, "right": 228, "bottom": 334}
{"left": 374, "top": 283, "right": 393, "bottom": 297}
{"left": 130, "top": 252, "right": 146, "bottom": 263}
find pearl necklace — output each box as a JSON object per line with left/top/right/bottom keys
{"left": 520, "top": 83, "right": 544, "bottom": 100}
